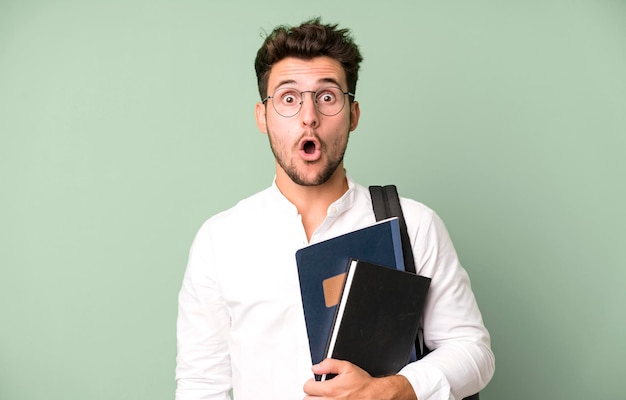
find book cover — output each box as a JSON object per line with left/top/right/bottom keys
{"left": 321, "top": 259, "right": 431, "bottom": 380}
{"left": 296, "top": 217, "right": 405, "bottom": 368}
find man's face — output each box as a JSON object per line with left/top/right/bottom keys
{"left": 255, "top": 56, "right": 360, "bottom": 186}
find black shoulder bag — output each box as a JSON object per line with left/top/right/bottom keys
{"left": 369, "top": 185, "right": 479, "bottom": 400}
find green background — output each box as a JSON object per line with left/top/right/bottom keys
{"left": 1, "top": 0, "right": 624, "bottom": 399}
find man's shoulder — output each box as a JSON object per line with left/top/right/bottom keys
{"left": 398, "top": 195, "right": 436, "bottom": 217}
{"left": 188, "top": 187, "right": 277, "bottom": 246}
{"left": 350, "top": 181, "right": 438, "bottom": 230}
{"left": 206, "top": 186, "right": 275, "bottom": 227}
{"left": 361, "top": 183, "right": 435, "bottom": 218}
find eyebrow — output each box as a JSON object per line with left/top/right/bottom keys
{"left": 274, "top": 77, "right": 343, "bottom": 90}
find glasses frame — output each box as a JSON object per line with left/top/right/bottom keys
{"left": 262, "top": 86, "right": 356, "bottom": 118}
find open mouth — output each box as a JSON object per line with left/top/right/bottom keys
{"left": 299, "top": 137, "right": 322, "bottom": 161}
{"left": 303, "top": 140, "right": 316, "bottom": 154}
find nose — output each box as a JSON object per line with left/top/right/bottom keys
{"left": 299, "top": 91, "right": 319, "bottom": 128}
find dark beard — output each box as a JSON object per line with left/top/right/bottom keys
{"left": 267, "top": 132, "right": 348, "bottom": 187}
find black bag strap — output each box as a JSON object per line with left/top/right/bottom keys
{"left": 369, "top": 185, "right": 416, "bottom": 274}
{"left": 369, "top": 185, "right": 480, "bottom": 400}
{"left": 370, "top": 184, "right": 422, "bottom": 357}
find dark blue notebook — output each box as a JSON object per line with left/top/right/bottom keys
{"left": 295, "top": 217, "right": 405, "bottom": 369}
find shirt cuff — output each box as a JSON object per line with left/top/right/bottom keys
{"left": 398, "top": 361, "right": 453, "bottom": 400}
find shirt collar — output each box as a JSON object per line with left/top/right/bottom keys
{"left": 269, "top": 177, "right": 299, "bottom": 215}
{"left": 268, "top": 173, "right": 358, "bottom": 218}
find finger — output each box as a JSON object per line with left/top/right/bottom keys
{"left": 312, "top": 358, "right": 348, "bottom": 375}
{"left": 303, "top": 376, "right": 327, "bottom": 397}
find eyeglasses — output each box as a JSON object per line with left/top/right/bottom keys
{"left": 262, "top": 87, "right": 355, "bottom": 118}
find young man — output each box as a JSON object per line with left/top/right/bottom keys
{"left": 176, "top": 19, "right": 494, "bottom": 400}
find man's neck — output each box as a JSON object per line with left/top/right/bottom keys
{"left": 275, "top": 167, "right": 349, "bottom": 241}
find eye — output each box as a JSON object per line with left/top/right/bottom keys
{"left": 279, "top": 90, "right": 300, "bottom": 106}
{"left": 317, "top": 89, "right": 337, "bottom": 104}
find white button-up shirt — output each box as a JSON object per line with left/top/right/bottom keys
{"left": 176, "top": 177, "right": 494, "bottom": 400}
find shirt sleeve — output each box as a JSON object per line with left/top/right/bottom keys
{"left": 397, "top": 201, "right": 495, "bottom": 400}
{"left": 176, "top": 222, "right": 232, "bottom": 400}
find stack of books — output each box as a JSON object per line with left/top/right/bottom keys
{"left": 296, "top": 218, "right": 431, "bottom": 381}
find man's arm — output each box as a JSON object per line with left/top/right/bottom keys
{"left": 399, "top": 202, "right": 495, "bottom": 399}
{"left": 176, "top": 223, "right": 232, "bottom": 400}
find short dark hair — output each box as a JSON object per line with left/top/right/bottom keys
{"left": 254, "top": 18, "right": 363, "bottom": 100}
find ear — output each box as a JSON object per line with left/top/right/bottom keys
{"left": 255, "top": 102, "right": 268, "bottom": 134}
{"left": 349, "top": 100, "right": 360, "bottom": 132}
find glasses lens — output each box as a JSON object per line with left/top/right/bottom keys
{"left": 273, "top": 88, "right": 301, "bottom": 117}
{"left": 315, "top": 87, "right": 345, "bottom": 116}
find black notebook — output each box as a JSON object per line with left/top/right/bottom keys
{"left": 321, "top": 259, "right": 431, "bottom": 381}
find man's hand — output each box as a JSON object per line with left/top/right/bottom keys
{"left": 303, "top": 359, "right": 417, "bottom": 400}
